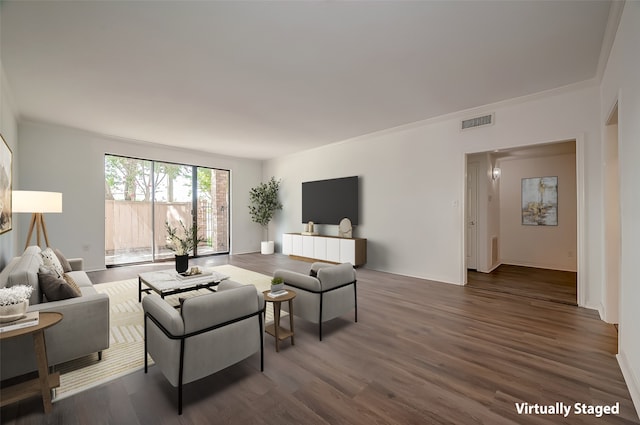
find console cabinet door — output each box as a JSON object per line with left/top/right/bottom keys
{"left": 282, "top": 234, "right": 293, "bottom": 255}
{"left": 302, "top": 236, "right": 314, "bottom": 258}
{"left": 314, "top": 237, "right": 327, "bottom": 261}
{"left": 326, "top": 238, "right": 341, "bottom": 263}
{"left": 292, "top": 234, "right": 303, "bottom": 256}
{"left": 340, "top": 239, "right": 356, "bottom": 264}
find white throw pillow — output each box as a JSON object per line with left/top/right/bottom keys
{"left": 41, "top": 247, "right": 64, "bottom": 278}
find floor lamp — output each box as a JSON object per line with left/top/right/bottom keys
{"left": 12, "top": 191, "right": 63, "bottom": 251}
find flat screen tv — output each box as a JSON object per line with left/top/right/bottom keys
{"left": 302, "top": 176, "right": 359, "bottom": 225}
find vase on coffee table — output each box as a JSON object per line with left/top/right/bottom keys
{"left": 175, "top": 255, "right": 189, "bottom": 274}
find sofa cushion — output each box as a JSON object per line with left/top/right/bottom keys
{"left": 38, "top": 268, "right": 81, "bottom": 301}
{"left": 0, "top": 257, "right": 20, "bottom": 289}
{"left": 41, "top": 248, "right": 64, "bottom": 277}
{"left": 7, "top": 248, "right": 43, "bottom": 304}
{"left": 65, "top": 270, "right": 94, "bottom": 288}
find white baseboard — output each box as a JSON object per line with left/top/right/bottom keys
{"left": 617, "top": 349, "right": 640, "bottom": 419}
{"left": 487, "top": 262, "right": 502, "bottom": 273}
{"left": 598, "top": 302, "right": 605, "bottom": 322}
{"left": 500, "top": 259, "right": 577, "bottom": 273}
{"left": 476, "top": 262, "right": 502, "bottom": 274}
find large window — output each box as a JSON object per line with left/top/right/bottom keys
{"left": 105, "top": 155, "right": 229, "bottom": 266}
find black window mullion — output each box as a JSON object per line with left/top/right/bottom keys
{"left": 192, "top": 166, "right": 198, "bottom": 257}
{"left": 151, "top": 161, "right": 157, "bottom": 262}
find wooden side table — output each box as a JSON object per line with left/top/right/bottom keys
{"left": 0, "top": 312, "right": 63, "bottom": 413}
{"left": 262, "top": 290, "right": 296, "bottom": 352}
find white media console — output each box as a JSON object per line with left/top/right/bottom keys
{"left": 282, "top": 233, "right": 367, "bottom": 267}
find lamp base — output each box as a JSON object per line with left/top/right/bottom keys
{"left": 24, "top": 213, "right": 51, "bottom": 251}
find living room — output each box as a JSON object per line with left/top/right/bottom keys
{"left": 1, "top": 1, "right": 639, "bottom": 423}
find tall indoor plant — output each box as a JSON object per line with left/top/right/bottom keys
{"left": 248, "top": 177, "right": 282, "bottom": 254}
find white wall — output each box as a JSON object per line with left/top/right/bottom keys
{"left": 600, "top": 1, "right": 640, "bottom": 414}
{"left": 16, "top": 121, "right": 263, "bottom": 270}
{"left": 499, "top": 153, "right": 577, "bottom": 271}
{"left": 265, "top": 83, "right": 602, "bottom": 306}
{"left": 603, "top": 121, "right": 620, "bottom": 324}
{"left": 0, "top": 60, "right": 19, "bottom": 266}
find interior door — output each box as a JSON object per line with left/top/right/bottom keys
{"left": 466, "top": 163, "right": 478, "bottom": 270}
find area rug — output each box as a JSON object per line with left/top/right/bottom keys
{"left": 53, "top": 264, "right": 276, "bottom": 401}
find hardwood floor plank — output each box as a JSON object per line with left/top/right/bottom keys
{"left": 1, "top": 253, "right": 637, "bottom": 424}
{"left": 467, "top": 264, "right": 577, "bottom": 305}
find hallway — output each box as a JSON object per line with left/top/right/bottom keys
{"left": 467, "top": 264, "right": 577, "bottom": 306}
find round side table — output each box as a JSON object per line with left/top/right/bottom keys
{"left": 262, "top": 289, "right": 296, "bottom": 352}
{"left": 0, "top": 312, "right": 63, "bottom": 413}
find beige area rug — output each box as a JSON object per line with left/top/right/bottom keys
{"left": 53, "top": 265, "right": 278, "bottom": 401}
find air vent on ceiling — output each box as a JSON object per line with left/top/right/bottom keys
{"left": 461, "top": 113, "right": 494, "bottom": 131}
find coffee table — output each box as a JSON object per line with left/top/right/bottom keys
{"left": 138, "top": 269, "right": 229, "bottom": 302}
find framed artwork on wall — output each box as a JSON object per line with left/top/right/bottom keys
{"left": 522, "top": 176, "right": 558, "bottom": 226}
{"left": 0, "top": 133, "right": 12, "bottom": 234}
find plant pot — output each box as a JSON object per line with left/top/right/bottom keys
{"left": 175, "top": 255, "right": 189, "bottom": 274}
{"left": 0, "top": 300, "right": 29, "bottom": 323}
{"left": 270, "top": 283, "right": 284, "bottom": 293}
{"left": 261, "top": 241, "right": 275, "bottom": 255}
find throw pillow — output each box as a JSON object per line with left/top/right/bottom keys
{"left": 41, "top": 248, "right": 64, "bottom": 277}
{"left": 54, "top": 248, "right": 73, "bottom": 273}
{"left": 38, "top": 268, "right": 81, "bottom": 301}
{"left": 63, "top": 273, "right": 82, "bottom": 295}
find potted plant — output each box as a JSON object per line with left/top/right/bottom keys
{"left": 248, "top": 177, "right": 283, "bottom": 255}
{"left": 270, "top": 277, "right": 284, "bottom": 293}
{"left": 0, "top": 285, "right": 33, "bottom": 323}
{"left": 165, "top": 220, "right": 206, "bottom": 273}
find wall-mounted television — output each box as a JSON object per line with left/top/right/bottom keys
{"left": 302, "top": 176, "right": 359, "bottom": 225}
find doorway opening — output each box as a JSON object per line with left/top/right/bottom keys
{"left": 464, "top": 141, "right": 578, "bottom": 305}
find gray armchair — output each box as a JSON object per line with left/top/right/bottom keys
{"left": 142, "top": 281, "right": 265, "bottom": 414}
{"left": 274, "top": 262, "right": 357, "bottom": 341}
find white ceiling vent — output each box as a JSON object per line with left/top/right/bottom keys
{"left": 461, "top": 113, "right": 494, "bottom": 131}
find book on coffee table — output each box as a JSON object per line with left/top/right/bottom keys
{"left": 176, "top": 271, "right": 213, "bottom": 280}
{"left": 0, "top": 311, "right": 40, "bottom": 333}
{"left": 268, "top": 290, "right": 288, "bottom": 297}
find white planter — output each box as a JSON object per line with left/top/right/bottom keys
{"left": 271, "top": 283, "right": 284, "bottom": 292}
{"left": 0, "top": 300, "right": 29, "bottom": 323}
{"left": 261, "top": 241, "right": 275, "bottom": 255}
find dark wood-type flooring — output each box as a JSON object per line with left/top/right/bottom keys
{"left": 467, "top": 264, "right": 578, "bottom": 306}
{"left": 1, "top": 254, "right": 637, "bottom": 424}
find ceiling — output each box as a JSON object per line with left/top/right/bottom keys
{"left": 1, "top": 1, "right": 614, "bottom": 160}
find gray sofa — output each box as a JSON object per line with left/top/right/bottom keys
{"left": 0, "top": 246, "right": 110, "bottom": 380}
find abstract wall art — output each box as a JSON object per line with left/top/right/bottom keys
{"left": 522, "top": 176, "right": 558, "bottom": 226}
{"left": 0, "top": 133, "right": 12, "bottom": 234}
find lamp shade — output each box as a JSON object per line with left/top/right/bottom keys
{"left": 12, "top": 191, "right": 63, "bottom": 213}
